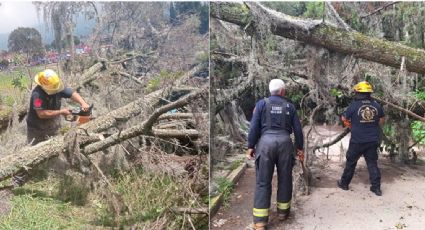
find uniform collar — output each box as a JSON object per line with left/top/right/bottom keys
{"left": 270, "top": 95, "right": 284, "bottom": 99}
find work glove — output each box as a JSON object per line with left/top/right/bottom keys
{"left": 246, "top": 148, "right": 255, "bottom": 160}
{"left": 341, "top": 116, "right": 352, "bottom": 129}
{"left": 297, "top": 149, "right": 305, "bottom": 162}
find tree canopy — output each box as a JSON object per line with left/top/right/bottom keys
{"left": 7, "top": 27, "right": 44, "bottom": 56}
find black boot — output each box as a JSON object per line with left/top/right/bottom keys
{"left": 337, "top": 180, "right": 349, "bottom": 190}
{"left": 370, "top": 187, "right": 382, "bottom": 196}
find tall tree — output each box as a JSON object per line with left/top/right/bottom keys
{"left": 8, "top": 27, "right": 44, "bottom": 61}
{"left": 34, "top": 2, "right": 97, "bottom": 58}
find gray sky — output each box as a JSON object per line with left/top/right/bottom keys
{"left": 0, "top": 1, "right": 41, "bottom": 34}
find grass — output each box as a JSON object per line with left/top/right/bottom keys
{"left": 229, "top": 159, "right": 243, "bottom": 171}
{"left": 94, "top": 167, "right": 197, "bottom": 227}
{"left": 0, "top": 175, "right": 93, "bottom": 230}
{"left": 0, "top": 165, "right": 206, "bottom": 229}
{"left": 216, "top": 177, "right": 233, "bottom": 208}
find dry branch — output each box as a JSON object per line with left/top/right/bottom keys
{"left": 313, "top": 128, "right": 351, "bottom": 152}
{"left": 83, "top": 89, "right": 205, "bottom": 154}
{"left": 117, "top": 71, "right": 144, "bottom": 85}
{"left": 79, "top": 86, "right": 197, "bottom": 134}
{"left": 75, "top": 62, "right": 105, "bottom": 91}
{"left": 360, "top": 2, "right": 399, "bottom": 19}
{"left": 372, "top": 96, "right": 425, "bottom": 123}
{"left": 159, "top": 113, "right": 195, "bottom": 120}
{"left": 211, "top": 2, "right": 425, "bottom": 74}
{"left": 171, "top": 207, "right": 208, "bottom": 215}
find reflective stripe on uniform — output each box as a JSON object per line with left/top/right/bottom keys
{"left": 253, "top": 208, "right": 269, "bottom": 217}
{"left": 277, "top": 201, "right": 291, "bottom": 210}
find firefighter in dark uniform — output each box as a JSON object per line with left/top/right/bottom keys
{"left": 337, "top": 81, "right": 385, "bottom": 196}
{"left": 247, "top": 79, "right": 304, "bottom": 230}
{"left": 12, "top": 69, "right": 89, "bottom": 187}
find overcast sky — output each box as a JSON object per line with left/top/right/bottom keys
{"left": 0, "top": 1, "right": 42, "bottom": 34}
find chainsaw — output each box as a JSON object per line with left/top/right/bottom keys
{"left": 65, "top": 104, "right": 93, "bottom": 125}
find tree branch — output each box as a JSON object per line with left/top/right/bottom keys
{"left": 211, "top": 2, "right": 425, "bottom": 74}
{"left": 372, "top": 96, "right": 425, "bottom": 123}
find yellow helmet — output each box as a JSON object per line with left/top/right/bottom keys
{"left": 34, "top": 69, "right": 64, "bottom": 95}
{"left": 353, "top": 81, "right": 373, "bottom": 93}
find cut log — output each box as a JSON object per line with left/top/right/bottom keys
{"left": 211, "top": 2, "right": 425, "bottom": 74}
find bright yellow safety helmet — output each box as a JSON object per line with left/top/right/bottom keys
{"left": 34, "top": 69, "right": 64, "bottom": 95}
{"left": 353, "top": 81, "right": 373, "bottom": 93}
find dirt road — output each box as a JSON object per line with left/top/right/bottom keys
{"left": 211, "top": 158, "right": 425, "bottom": 230}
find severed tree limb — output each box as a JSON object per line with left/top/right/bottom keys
{"left": 159, "top": 113, "right": 196, "bottom": 120}
{"left": 79, "top": 86, "right": 197, "bottom": 134}
{"left": 313, "top": 128, "right": 351, "bottom": 152}
{"left": 83, "top": 89, "right": 205, "bottom": 154}
{"left": 117, "top": 71, "right": 144, "bottom": 85}
{"left": 75, "top": 62, "right": 106, "bottom": 91}
{"left": 152, "top": 129, "right": 199, "bottom": 139}
{"left": 372, "top": 96, "right": 425, "bottom": 123}
{"left": 211, "top": 2, "right": 425, "bottom": 74}
{"left": 108, "top": 52, "right": 155, "bottom": 65}
{"left": 171, "top": 207, "right": 208, "bottom": 215}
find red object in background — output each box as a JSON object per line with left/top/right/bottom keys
{"left": 34, "top": 98, "right": 43, "bottom": 108}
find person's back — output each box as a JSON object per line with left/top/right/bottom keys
{"left": 247, "top": 79, "right": 304, "bottom": 230}
{"left": 338, "top": 81, "right": 385, "bottom": 196}
{"left": 345, "top": 95, "right": 383, "bottom": 144}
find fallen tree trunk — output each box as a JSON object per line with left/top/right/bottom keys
{"left": 211, "top": 2, "right": 425, "bottom": 74}
{"left": 0, "top": 87, "right": 205, "bottom": 182}
{"left": 79, "top": 86, "right": 197, "bottom": 133}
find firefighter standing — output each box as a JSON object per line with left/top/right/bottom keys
{"left": 12, "top": 69, "right": 89, "bottom": 187}
{"left": 337, "top": 81, "right": 385, "bottom": 196}
{"left": 247, "top": 79, "right": 304, "bottom": 230}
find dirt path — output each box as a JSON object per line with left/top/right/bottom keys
{"left": 211, "top": 159, "right": 425, "bottom": 230}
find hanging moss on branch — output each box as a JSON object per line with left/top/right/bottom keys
{"left": 211, "top": 2, "right": 425, "bottom": 74}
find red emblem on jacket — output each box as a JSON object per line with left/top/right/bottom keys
{"left": 34, "top": 98, "right": 43, "bottom": 108}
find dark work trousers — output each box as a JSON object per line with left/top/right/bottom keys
{"left": 253, "top": 130, "right": 295, "bottom": 224}
{"left": 340, "top": 141, "right": 381, "bottom": 189}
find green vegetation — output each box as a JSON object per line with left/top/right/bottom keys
{"left": 0, "top": 66, "right": 44, "bottom": 91}
{"left": 229, "top": 159, "right": 243, "bottom": 171}
{"left": 0, "top": 166, "right": 206, "bottom": 229}
{"left": 413, "top": 90, "right": 425, "bottom": 101}
{"left": 303, "top": 2, "right": 324, "bottom": 19}
{"left": 330, "top": 88, "right": 343, "bottom": 98}
{"left": 216, "top": 177, "right": 233, "bottom": 207}
{"left": 0, "top": 175, "right": 91, "bottom": 230}
{"left": 146, "top": 70, "right": 183, "bottom": 93}
{"left": 411, "top": 121, "right": 425, "bottom": 145}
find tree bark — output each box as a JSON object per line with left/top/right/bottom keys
{"left": 211, "top": 2, "right": 425, "bottom": 74}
